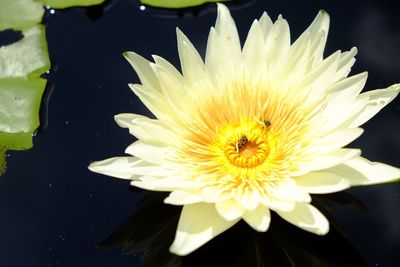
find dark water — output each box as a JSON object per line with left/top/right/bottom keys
{"left": 1, "top": 0, "right": 399, "bottom": 266}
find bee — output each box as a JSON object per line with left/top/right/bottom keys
{"left": 256, "top": 119, "right": 272, "bottom": 129}
{"left": 235, "top": 135, "right": 248, "bottom": 153}
{"left": 263, "top": 120, "right": 272, "bottom": 127}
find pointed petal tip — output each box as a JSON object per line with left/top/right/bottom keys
{"left": 315, "top": 222, "right": 330, "bottom": 236}
{"left": 88, "top": 161, "right": 97, "bottom": 172}
{"left": 216, "top": 2, "right": 228, "bottom": 10}
{"left": 122, "top": 51, "right": 135, "bottom": 59}
{"left": 88, "top": 159, "right": 111, "bottom": 176}
{"left": 169, "top": 242, "right": 190, "bottom": 256}
{"left": 319, "top": 9, "right": 329, "bottom": 16}
{"left": 169, "top": 204, "right": 239, "bottom": 256}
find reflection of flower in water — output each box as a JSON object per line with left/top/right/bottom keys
{"left": 89, "top": 4, "right": 400, "bottom": 255}
{"left": 98, "top": 191, "right": 369, "bottom": 267}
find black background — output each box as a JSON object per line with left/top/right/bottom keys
{"left": 0, "top": 0, "right": 399, "bottom": 266}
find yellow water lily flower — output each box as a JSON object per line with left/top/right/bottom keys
{"left": 89, "top": 4, "right": 400, "bottom": 256}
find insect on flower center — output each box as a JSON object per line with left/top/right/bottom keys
{"left": 222, "top": 120, "right": 272, "bottom": 168}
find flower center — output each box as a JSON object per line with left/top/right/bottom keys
{"left": 221, "top": 120, "right": 272, "bottom": 168}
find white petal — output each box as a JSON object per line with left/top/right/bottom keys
{"left": 334, "top": 47, "right": 358, "bottom": 81}
{"left": 294, "top": 10, "right": 330, "bottom": 67}
{"left": 123, "top": 52, "right": 160, "bottom": 92}
{"left": 131, "top": 176, "right": 193, "bottom": 191}
{"left": 320, "top": 94, "right": 368, "bottom": 132}
{"left": 311, "top": 128, "right": 364, "bottom": 154}
{"left": 265, "top": 17, "right": 290, "bottom": 74}
{"left": 295, "top": 171, "right": 351, "bottom": 194}
{"left": 164, "top": 190, "right": 203, "bottom": 205}
{"left": 242, "top": 20, "right": 266, "bottom": 81}
{"left": 131, "top": 176, "right": 171, "bottom": 191}
{"left": 114, "top": 113, "right": 175, "bottom": 145}
{"left": 243, "top": 205, "right": 271, "bottom": 232}
{"left": 151, "top": 62, "right": 189, "bottom": 113}
{"left": 277, "top": 203, "right": 329, "bottom": 235}
{"left": 125, "top": 141, "right": 173, "bottom": 165}
{"left": 215, "top": 198, "right": 246, "bottom": 221}
{"left": 89, "top": 156, "right": 175, "bottom": 178}
{"left": 88, "top": 157, "right": 141, "bottom": 179}
{"left": 128, "top": 83, "right": 173, "bottom": 121}
{"left": 275, "top": 32, "right": 311, "bottom": 90}
{"left": 301, "top": 51, "right": 341, "bottom": 102}
{"left": 326, "top": 72, "right": 367, "bottom": 95}
{"left": 214, "top": 3, "right": 241, "bottom": 59}
{"left": 176, "top": 28, "right": 206, "bottom": 81}
{"left": 330, "top": 156, "right": 400, "bottom": 186}
{"left": 258, "top": 12, "right": 273, "bottom": 39}
{"left": 305, "top": 10, "right": 330, "bottom": 42}
{"left": 270, "top": 181, "right": 311, "bottom": 202}
{"left": 295, "top": 148, "right": 361, "bottom": 175}
{"left": 262, "top": 198, "right": 295, "bottom": 213}
{"left": 169, "top": 203, "right": 239, "bottom": 256}
{"left": 349, "top": 83, "right": 400, "bottom": 127}
{"left": 205, "top": 4, "right": 241, "bottom": 83}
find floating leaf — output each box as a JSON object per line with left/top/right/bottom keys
{"left": 43, "top": 0, "right": 106, "bottom": 9}
{"left": 0, "top": 77, "right": 46, "bottom": 150}
{"left": 140, "top": 0, "right": 231, "bottom": 9}
{"left": 0, "top": 26, "right": 50, "bottom": 79}
{"left": 0, "top": 0, "right": 44, "bottom": 31}
{"left": 0, "top": 24, "right": 50, "bottom": 174}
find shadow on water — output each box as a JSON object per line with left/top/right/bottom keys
{"left": 42, "top": 0, "right": 116, "bottom": 21}
{"left": 134, "top": 0, "right": 257, "bottom": 18}
{"left": 98, "top": 190, "right": 369, "bottom": 267}
{"left": 85, "top": 0, "right": 117, "bottom": 21}
{"left": 37, "top": 81, "right": 55, "bottom": 133}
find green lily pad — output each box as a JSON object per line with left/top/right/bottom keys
{"left": 0, "top": 77, "right": 46, "bottom": 149}
{"left": 0, "top": 25, "right": 50, "bottom": 174}
{"left": 0, "top": 26, "right": 50, "bottom": 79}
{"left": 140, "top": 0, "right": 231, "bottom": 9}
{"left": 43, "top": 0, "right": 106, "bottom": 9}
{"left": 0, "top": 0, "right": 44, "bottom": 31}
